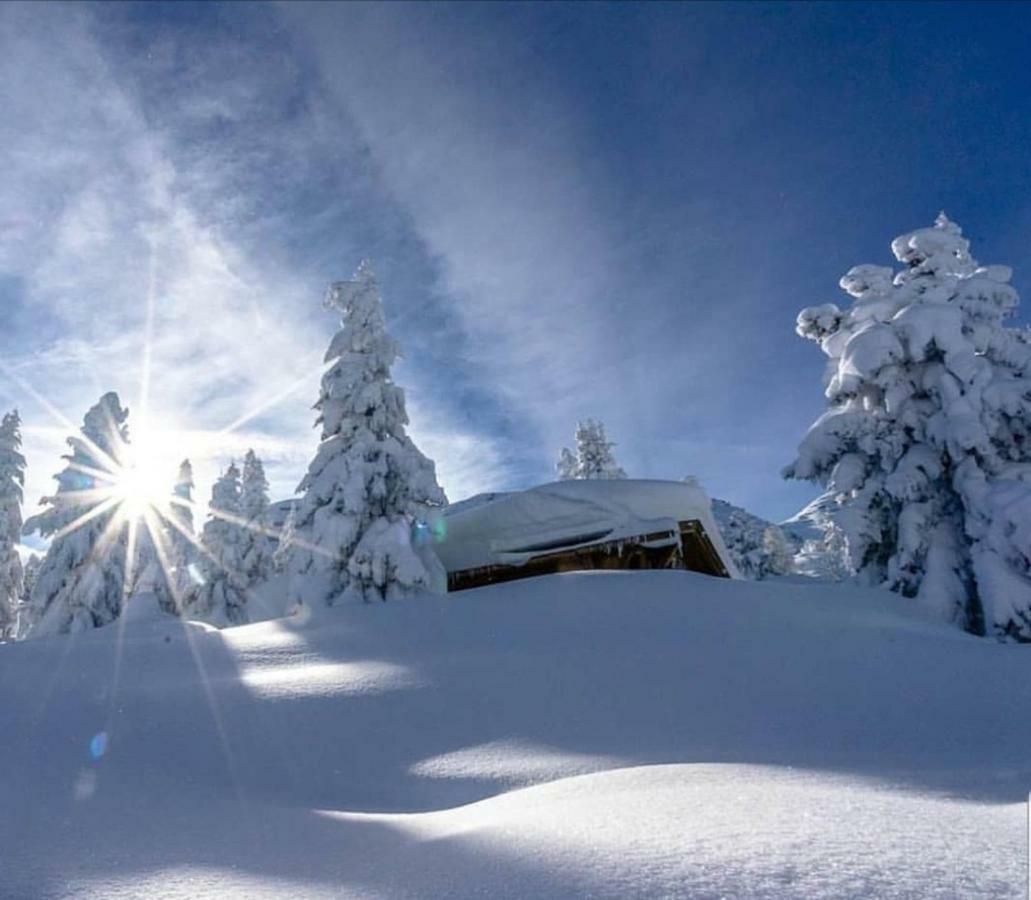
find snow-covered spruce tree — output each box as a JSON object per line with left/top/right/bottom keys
{"left": 785, "top": 214, "right": 1031, "bottom": 639}
{"left": 709, "top": 496, "right": 794, "bottom": 580}
{"left": 556, "top": 447, "right": 578, "bottom": 481}
{"left": 556, "top": 419, "right": 627, "bottom": 480}
{"left": 185, "top": 463, "right": 249, "bottom": 626}
{"left": 272, "top": 501, "right": 296, "bottom": 576}
{"left": 130, "top": 523, "right": 173, "bottom": 612}
{"left": 23, "top": 392, "right": 131, "bottom": 637}
{"left": 241, "top": 449, "right": 270, "bottom": 520}
{"left": 15, "top": 554, "right": 41, "bottom": 639}
{"left": 166, "top": 459, "right": 197, "bottom": 607}
{"left": 0, "top": 410, "right": 25, "bottom": 638}
{"left": 793, "top": 523, "right": 851, "bottom": 582}
{"left": 761, "top": 526, "right": 795, "bottom": 577}
{"left": 123, "top": 470, "right": 177, "bottom": 615}
{"left": 290, "top": 260, "right": 447, "bottom": 605}
{"left": 240, "top": 449, "right": 273, "bottom": 585}
{"left": 781, "top": 494, "right": 852, "bottom": 581}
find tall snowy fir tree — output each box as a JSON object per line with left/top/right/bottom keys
{"left": 761, "top": 526, "right": 795, "bottom": 578}
{"left": 786, "top": 214, "right": 1031, "bottom": 639}
{"left": 782, "top": 495, "right": 852, "bottom": 581}
{"left": 556, "top": 447, "right": 578, "bottom": 481}
{"left": 792, "top": 523, "right": 850, "bottom": 582}
{"left": 23, "top": 392, "right": 132, "bottom": 637}
{"left": 556, "top": 419, "right": 627, "bottom": 480}
{"left": 272, "top": 502, "right": 297, "bottom": 576}
{"left": 15, "top": 554, "right": 41, "bottom": 639}
{"left": 167, "top": 458, "right": 197, "bottom": 607}
{"left": 184, "top": 463, "right": 249, "bottom": 626}
{"left": 290, "top": 260, "right": 447, "bottom": 605}
{"left": 129, "top": 522, "right": 173, "bottom": 613}
{"left": 0, "top": 410, "right": 25, "bottom": 639}
{"left": 240, "top": 449, "right": 273, "bottom": 586}
{"left": 125, "top": 465, "right": 176, "bottom": 615}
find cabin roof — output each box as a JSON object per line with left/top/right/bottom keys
{"left": 432, "top": 479, "right": 740, "bottom": 578}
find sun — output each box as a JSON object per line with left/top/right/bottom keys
{"left": 113, "top": 459, "right": 167, "bottom": 520}
{"left": 109, "top": 437, "right": 178, "bottom": 522}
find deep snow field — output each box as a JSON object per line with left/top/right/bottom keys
{"left": 2, "top": 571, "right": 1029, "bottom": 899}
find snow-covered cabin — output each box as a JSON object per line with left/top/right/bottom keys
{"left": 432, "top": 479, "right": 739, "bottom": 592}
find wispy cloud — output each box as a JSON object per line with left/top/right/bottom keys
{"left": 279, "top": 5, "right": 629, "bottom": 450}
{"left": 0, "top": 2, "right": 514, "bottom": 518}
{"left": 1, "top": 2, "right": 855, "bottom": 526}
{"left": 0, "top": 7, "right": 276, "bottom": 479}
{"left": 276, "top": 3, "right": 761, "bottom": 490}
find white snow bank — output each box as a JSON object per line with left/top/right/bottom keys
{"left": 408, "top": 738, "right": 626, "bottom": 787}
{"left": 2, "top": 571, "right": 1029, "bottom": 898}
{"left": 323, "top": 764, "right": 1023, "bottom": 900}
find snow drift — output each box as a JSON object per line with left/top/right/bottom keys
{"left": 1, "top": 572, "right": 1029, "bottom": 898}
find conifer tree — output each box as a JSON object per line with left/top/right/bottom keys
{"left": 556, "top": 447, "right": 578, "bottom": 481}
{"left": 167, "top": 458, "right": 197, "bottom": 608}
{"left": 15, "top": 554, "right": 41, "bottom": 639}
{"left": 23, "top": 393, "right": 131, "bottom": 637}
{"left": 710, "top": 497, "right": 793, "bottom": 580}
{"left": 130, "top": 524, "right": 173, "bottom": 611}
{"left": 787, "top": 214, "right": 1031, "bottom": 638}
{"left": 272, "top": 501, "right": 297, "bottom": 576}
{"left": 761, "top": 526, "right": 795, "bottom": 578}
{"left": 240, "top": 449, "right": 273, "bottom": 585}
{"left": 184, "top": 462, "right": 249, "bottom": 626}
{"left": 0, "top": 410, "right": 25, "bottom": 639}
{"left": 557, "top": 419, "right": 627, "bottom": 480}
{"left": 793, "top": 523, "right": 851, "bottom": 582}
{"left": 290, "top": 260, "right": 447, "bottom": 605}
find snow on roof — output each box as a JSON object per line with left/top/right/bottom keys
{"left": 433, "top": 479, "right": 739, "bottom": 578}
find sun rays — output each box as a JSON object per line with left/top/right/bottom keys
{"left": 0, "top": 229, "right": 353, "bottom": 820}
{"left": 1, "top": 209, "right": 348, "bottom": 626}
{"left": 14, "top": 393, "right": 299, "bottom": 620}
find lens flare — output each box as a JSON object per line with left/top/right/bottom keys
{"left": 411, "top": 520, "right": 429, "bottom": 546}
{"left": 89, "top": 731, "right": 108, "bottom": 760}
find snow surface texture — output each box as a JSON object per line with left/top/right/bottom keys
{"left": 786, "top": 214, "right": 1031, "bottom": 639}
{"left": 1, "top": 571, "right": 1028, "bottom": 898}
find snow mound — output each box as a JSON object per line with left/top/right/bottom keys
{"left": 323, "top": 763, "right": 1022, "bottom": 900}
{"left": 1, "top": 571, "right": 1029, "bottom": 898}
{"left": 110, "top": 592, "right": 215, "bottom": 638}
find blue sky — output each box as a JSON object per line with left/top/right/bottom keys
{"left": 2, "top": 1, "right": 1031, "bottom": 527}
